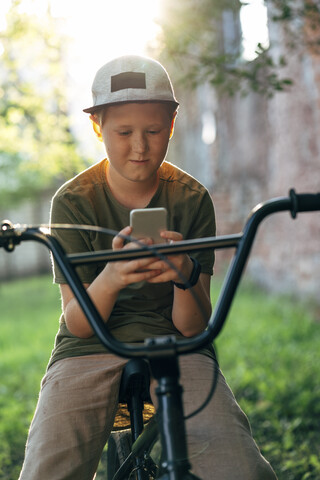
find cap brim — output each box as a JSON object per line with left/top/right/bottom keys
{"left": 83, "top": 99, "right": 179, "bottom": 114}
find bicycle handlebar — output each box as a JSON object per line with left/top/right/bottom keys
{"left": 1, "top": 189, "right": 319, "bottom": 359}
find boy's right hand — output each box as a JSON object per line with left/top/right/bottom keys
{"left": 102, "top": 226, "right": 162, "bottom": 291}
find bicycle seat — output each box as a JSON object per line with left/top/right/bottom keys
{"left": 112, "top": 359, "right": 155, "bottom": 433}
{"left": 118, "top": 358, "right": 151, "bottom": 404}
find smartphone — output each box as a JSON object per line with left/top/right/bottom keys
{"left": 130, "top": 207, "right": 168, "bottom": 244}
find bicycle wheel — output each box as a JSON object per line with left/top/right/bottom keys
{"left": 107, "top": 428, "right": 158, "bottom": 480}
{"left": 107, "top": 430, "right": 132, "bottom": 479}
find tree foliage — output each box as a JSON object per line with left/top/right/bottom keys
{"left": 155, "top": 0, "right": 320, "bottom": 96}
{"left": 269, "top": 0, "right": 320, "bottom": 57}
{"left": 0, "top": 0, "right": 87, "bottom": 206}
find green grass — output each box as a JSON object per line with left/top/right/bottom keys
{"left": 0, "top": 275, "right": 319, "bottom": 479}
{"left": 214, "top": 280, "right": 320, "bottom": 480}
{"left": 0, "top": 276, "right": 60, "bottom": 480}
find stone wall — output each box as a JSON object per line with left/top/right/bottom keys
{"left": 167, "top": 12, "right": 320, "bottom": 301}
{"left": 248, "top": 14, "right": 320, "bottom": 298}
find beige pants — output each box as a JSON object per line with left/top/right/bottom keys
{"left": 19, "top": 353, "right": 277, "bottom": 480}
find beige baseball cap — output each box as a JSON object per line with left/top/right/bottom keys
{"left": 83, "top": 55, "right": 179, "bottom": 114}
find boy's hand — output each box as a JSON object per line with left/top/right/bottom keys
{"left": 147, "top": 230, "right": 194, "bottom": 285}
{"left": 103, "top": 226, "right": 162, "bottom": 291}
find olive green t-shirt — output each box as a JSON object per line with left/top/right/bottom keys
{"left": 48, "top": 159, "right": 216, "bottom": 368}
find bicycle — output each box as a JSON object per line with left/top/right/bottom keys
{"left": 1, "top": 189, "right": 319, "bottom": 480}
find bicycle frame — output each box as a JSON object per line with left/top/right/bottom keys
{"left": 1, "top": 189, "right": 319, "bottom": 479}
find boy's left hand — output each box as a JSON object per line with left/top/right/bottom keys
{"left": 147, "top": 230, "right": 194, "bottom": 285}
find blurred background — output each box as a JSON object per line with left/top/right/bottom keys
{"left": 0, "top": 0, "right": 319, "bottom": 299}
{"left": 0, "top": 2, "right": 320, "bottom": 479}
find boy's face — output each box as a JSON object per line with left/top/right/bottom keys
{"left": 98, "top": 102, "right": 174, "bottom": 186}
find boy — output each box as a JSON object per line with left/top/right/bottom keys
{"left": 19, "top": 55, "right": 276, "bottom": 479}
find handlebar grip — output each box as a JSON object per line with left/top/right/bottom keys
{"left": 290, "top": 189, "right": 320, "bottom": 218}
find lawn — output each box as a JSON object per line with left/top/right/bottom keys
{"left": 0, "top": 275, "right": 60, "bottom": 480}
{"left": 214, "top": 281, "right": 320, "bottom": 480}
{"left": 0, "top": 274, "right": 319, "bottom": 479}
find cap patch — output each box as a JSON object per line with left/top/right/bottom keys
{"left": 111, "top": 72, "right": 146, "bottom": 92}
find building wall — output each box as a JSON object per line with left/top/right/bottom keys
{"left": 248, "top": 13, "right": 320, "bottom": 298}
{"left": 168, "top": 12, "right": 320, "bottom": 300}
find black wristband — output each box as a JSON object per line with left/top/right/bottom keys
{"left": 173, "top": 257, "right": 201, "bottom": 290}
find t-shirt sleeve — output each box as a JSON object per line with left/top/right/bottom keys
{"left": 186, "top": 190, "right": 216, "bottom": 276}
{"left": 50, "top": 192, "right": 100, "bottom": 284}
